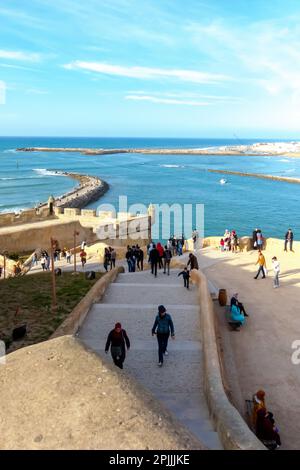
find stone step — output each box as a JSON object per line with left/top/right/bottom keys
{"left": 115, "top": 270, "right": 190, "bottom": 285}
{"left": 78, "top": 304, "right": 201, "bottom": 342}
{"left": 78, "top": 342, "right": 221, "bottom": 449}
{"left": 102, "top": 283, "right": 197, "bottom": 306}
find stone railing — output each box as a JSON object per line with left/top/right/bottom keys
{"left": 190, "top": 268, "right": 265, "bottom": 450}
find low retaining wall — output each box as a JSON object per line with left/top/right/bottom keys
{"left": 51, "top": 267, "right": 124, "bottom": 338}
{"left": 190, "top": 269, "right": 265, "bottom": 450}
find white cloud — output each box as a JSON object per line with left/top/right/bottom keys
{"left": 26, "top": 88, "right": 49, "bottom": 95}
{"left": 125, "top": 94, "right": 211, "bottom": 106}
{"left": 0, "top": 50, "right": 41, "bottom": 62}
{"left": 127, "top": 90, "right": 243, "bottom": 102}
{"left": 0, "top": 81, "right": 6, "bottom": 104}
{"left": 64, "top": 61, "right": 231, "bottom": 84}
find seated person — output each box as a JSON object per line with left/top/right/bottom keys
{"left": 256, "top": 408, "right": 281, "bottom": 449}
{"left": 230, "top": 303, "right": 246, "bottom": 327}
{"left": 230, "top": 293, "right": 249, "bottom": 317}
{"left": 252, "top": 390, "right": 266, "bottom": 428}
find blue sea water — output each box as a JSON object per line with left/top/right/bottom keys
{"left": 0, "top": 136, "right": 300, "bottom": 238}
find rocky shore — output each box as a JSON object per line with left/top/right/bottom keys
{"left": 38, "top": 171, "right": 109, "bottom": 209}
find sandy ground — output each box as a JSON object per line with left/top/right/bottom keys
{"left": 198, "top": 246, "right": 300, "bottom": 450}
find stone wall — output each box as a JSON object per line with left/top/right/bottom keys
{"left": 190, "top": 269, "right": 265, "bottom": 450}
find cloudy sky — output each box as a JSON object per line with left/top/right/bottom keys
{"left": 1, "top": 0, "right": 300, "bottom": 137}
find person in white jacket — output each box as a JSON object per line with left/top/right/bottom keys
{"left": 272, "top": 256, "right": 280, "bottom": 288}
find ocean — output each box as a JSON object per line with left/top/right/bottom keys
{"left": 0, "top": 136, "right": 300, "bottom": 239}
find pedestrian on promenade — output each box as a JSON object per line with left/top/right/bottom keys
{"left": 163, "top": 245, "right": 172, "bottom": 275}
{"left": 187, "top": 253, "right": 199, "bottom": 270}
{"left": 272, "top": 256, "right": 280, "bottom": 288}
{"left": 284, "top": 228, "right": 294, "bottom": 252}
{"left": 110, "top": 248, "right": 116, "bottom": 269}
{"left": 256, "top": 229, "right": 264, "bottom": 250}
{"left": 149, "top": 243, "right": 159, "bottom": 277}
{"left": 81, "top": 240, "right": 87, "bottom": 250}
{"left": 105, "top": 322, "right": 130, "bottom": 370}
{"left": 136, "top": 245, "right": 144, "bottom": 271}
{"left": 252, "top": 228, "right": 258, "bottom": 249}
{"left": 152, "top": 305, "right": 175, "bottom": 367}
{"left": 230, "top": 293, "right": 249, "bottom": 316}
{"left": 192, "top": 228, "right": 199, "bottom": 251}
{"left": 80, "top": 249, "right": 87, "bottom": 269}
{"left": 32, "top": 252, "right": 38, "bottom": 266}
{"left": 178, "top": 267, "right": 190, "bottom": 289}
{"left": 126, "top": 246, "right": 133, "bottom": 272}
{"left": 41, "top": 255, "right": 47, "bottom": 271}
{"left": 66, "top": 249, "right": 71, "bottom": 264}
{"left": 254, "top": 250, "right": 266, "bottom": 279}
{"left": 103, "top": 247, "right": 111, "bottom": 272}
{"left": 46, "top": 255, "right": 51, "bottom": 270}
{"left": 157, "top": 242, "right": 164, "bottom": 269}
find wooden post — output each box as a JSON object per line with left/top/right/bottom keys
{"left": 50, "top": 237, "right": 57, "bottom": 311}
{"left": 3, "top": 253, "right": 6, "bottom": 280}
{"left": 74, "top": 231, "right": 77, "bottom": 273}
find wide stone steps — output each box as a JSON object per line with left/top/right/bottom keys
{"left": 78, "top": 268, "right": 222, "bottom": 450}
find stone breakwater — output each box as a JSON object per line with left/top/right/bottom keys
{"left": 208, "top": 169, "right": 300, "bottom": 185}
{"left": 16, "top": 141, "right": 300, "bottom": 157}
{"left": 39, "top": 171, "right": 109, "bottom": 209}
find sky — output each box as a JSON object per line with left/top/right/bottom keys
{"left": 1, "top": 0, "right": 300, "bottom": 137}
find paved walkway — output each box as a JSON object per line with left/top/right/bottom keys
{"left": 78, "top": 267, "right": 222, "bottom": 449}
{"left": 199, "top": 246, "right": 300, "bottom": 450}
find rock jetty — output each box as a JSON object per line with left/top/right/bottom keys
{"left": 38, "top": 171, "right": 109, "bottom": 210}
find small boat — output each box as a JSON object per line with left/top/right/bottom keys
{"left": 220, "top": 178, "right": 227, "bottom": 185}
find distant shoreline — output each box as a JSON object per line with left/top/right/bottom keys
{"left": 17, "top": 141, "right": 300, "bottom": 157}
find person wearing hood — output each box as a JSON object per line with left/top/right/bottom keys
{"left": 152, "top": 305, "right": 175, "bottom": 367}
{"left": 252, "top": 390, "right": 266, "bottom": 428}
{"left": 105, "top": 323, "right": 130, "bottom": 369}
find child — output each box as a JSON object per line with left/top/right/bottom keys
{"left": 220, "top": 238, "right": 225, "bottom": 251}
{"left": 178, "top": 267, "right": 190, "bottom": 289}
{"left": 272, "top": 256, "right": 280, "bottom": 288}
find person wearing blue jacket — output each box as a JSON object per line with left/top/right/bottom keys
{"left": 152, "top": 305, "right": 175, "bottom": 366}
{"left": 230, "top": 303, "right": 246, "bottom": 327}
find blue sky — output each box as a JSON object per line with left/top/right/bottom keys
{"left": 1, "top": 0, "right": 300, "bottom": 137}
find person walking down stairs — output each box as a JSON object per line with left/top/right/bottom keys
{"left": 152, "top": 305, "right": 175, "bottom": 367}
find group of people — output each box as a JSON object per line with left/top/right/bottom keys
{"left": 125, "top": 245, "right": 144, "bottom": 272}
{"left": 103, "top": 246, "right": 117, "bottom": 272}
{"left": 252, "top": 390, "right": 281, "bottom": 449}
{"left": 105, "top": 304, "right": 175, "bottom": 369}
{"left": 147, "top": 242, "right": 172, "bottom": 276}
{"left": 254, "top": 250, "right": 281, "bottom": 289}
{"left": 165, "top": 235, "right": 186, "bottom": 256}
{"left": 220, "top": 229, "right": 239, "bottom": 252}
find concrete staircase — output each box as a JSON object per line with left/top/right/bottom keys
{"left": 78, "top": 268, "right": 222, "bottom": 449}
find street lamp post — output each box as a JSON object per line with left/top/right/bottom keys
{"left": 50, "top": 237, "right": 57, "bottom": 312}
